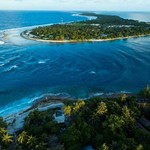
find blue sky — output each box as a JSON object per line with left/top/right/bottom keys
{"left": 0, "top": 0, "right": 150, "bottom": 11}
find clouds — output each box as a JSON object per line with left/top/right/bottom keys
{"left": 0, "top": 0, "right": 149, "bottom": 11}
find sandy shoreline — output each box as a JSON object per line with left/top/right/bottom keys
{"left": 4, "top": 96, "right": 65, "bottom": 134}
{"left": 3, "top": 91, "right": 135, "bottom": 134}
{"left": 21, "top": 31, "right": 150, "bottom": 43}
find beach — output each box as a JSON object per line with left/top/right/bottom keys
{"left": 4, "top": 96, "right": 65, "bottom": 134}
{"left": 3, "top": 90, "right": 135, "bottom": 134}
{"left": 21, "top": 29, "right": 150, "bottom": 43}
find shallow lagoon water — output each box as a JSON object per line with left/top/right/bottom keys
{"left": 0, "top": 11, "right": 150, "bottom": 116}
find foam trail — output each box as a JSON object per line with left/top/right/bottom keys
{"left": 3, "top": 65, "right": 18, "bottom": 72}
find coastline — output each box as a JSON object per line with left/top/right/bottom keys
{"left": 21, "top": 31, "right": 150, "bottom": 43}
{"left": 3, "top": 91, "right": 134, "bottom": 134}
{"left": 1, "top": 11, "right": 150, "bottom": 136}
{"left": 4, "top": 95, "right": 66, "bottom": 134}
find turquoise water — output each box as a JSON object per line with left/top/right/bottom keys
{"left": 0, "top": 11, "right": 150, "bottom": 116}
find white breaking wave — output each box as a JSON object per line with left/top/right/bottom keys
{"left": 72, "top": 13, "right": 97, "bottom": 20}
{"left": 90, "top": 71, "right": 96, "bottom": 74}
{"left": 0, "top": 40, "right": 4, "bottom": 45}
{"left": 0, "top": 61, "right": 5, "bottom": 67}
{"left": 3, "top": 65, "right": 18, "bottom": 72}
{"left": 0, "top": 92, "right": 69, "bottom": 117}
{"left": 92, "top": 93, "right": 104, "bottom": 97}
{"left": 0, "top": 64, "right": 5, "bottom": 67}
{"left": 38, "top": 60, "right": 46, "bottom": 64}
{"left": 0, "top": 57, "right": 19, "bottom": 67}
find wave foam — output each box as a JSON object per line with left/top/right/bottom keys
{"left": 90, "top": 71, "right": 96, "bottom": 74}
{"left": 0, "top": 41, "right": 4, "bottom": 45}
{"left": 0, "top": 92, "right": 70, "bottom": 117}
{"left": 38, "top": 60, "right": 46, "bottom": 64}
{"left": 0, "top": 62, "right": 5, "bottom": 67}
{"left": 3, "top": 65, "right": 18, "bottom": 72}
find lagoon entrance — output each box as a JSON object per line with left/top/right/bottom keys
{"left": 0, "top": 11, "right": 150, "bottom": 116}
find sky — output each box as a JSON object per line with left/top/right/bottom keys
{"left": 0, "top": 0, "right": 150, "bottom": 11}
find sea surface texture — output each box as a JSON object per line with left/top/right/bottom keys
{"left": 0, "top": 11, "right": 150, "bottom": 116}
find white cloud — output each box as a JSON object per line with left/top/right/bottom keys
{"left": 0, "top": 0, "right": 149, "bottom": 11}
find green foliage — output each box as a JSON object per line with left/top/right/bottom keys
{"left": 64, "top": 105, "right": 72, "bottom": 116}
{"left": 16, "top": 109, "right": 62, "bottom": 149}
{"left": 120, "top": 94, "right": 127, "bottom": 102}
{"left": 103, "top": 114, "right": 125, "bottom": 133}
{"left": 26, "top": 135, "right": 37, "bottom": 149}
{"left": 60, "top": 97, "right": 150, "bottom": 150}
{"left": 0, "top": 117, "right": 7, "bottom": 128}
{"left": 0, "top": 127, "right": 7, "bottom": 136}
{"left": 24, "top": 109, "right": 59, "bottom": 136}
{"left": 73, "top": 100, "right": 85, "bottom": 112}
{"left": 64, "top": 100, "right": 86, "bottom": 117}
{"left": 0, "top": 86, "right": 150, "bottom": 150}
{"left": 96, "top": 102, "right": 108, "bottom": 116}
{"left": 0, "top": 129, "right": 13, "bottom": 149}
{"left": 35, "top": 142, "right": 47, "bottom": 150}
{"left": 100, "top": 143, "right": 109, "bottom": 150}
{"left": 0, "top": 118, "right": 12, "bottom": 149}
{"left": 136, "top": 144, "right": 144, "bottom": 150}
{"left": 122, "top": 106, "right": 135, "bottom": 125}
{"left": 140, "top": 85, "right": 150, "bottom": 99}
{"left": 2, "top": 133, "right": 13, "bottom": 145}
{"left": 29, "top": 14, "right": 150, "bottom": 41}
{"left": 17, "top": 131, "right": 27, "bottom": 144}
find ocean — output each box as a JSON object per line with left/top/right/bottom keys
{"left": 0, "top": 11, "right": 150, "bottom": 116}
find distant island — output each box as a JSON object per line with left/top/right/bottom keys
{"left": 21, "top": 13, "right": 150, "bottom": 43}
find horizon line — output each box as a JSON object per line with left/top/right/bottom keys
{"left": 0, "top": 9, "right": 150, "bottom": 12}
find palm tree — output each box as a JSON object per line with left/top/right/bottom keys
{"left": 64, "top": 105, "right": 72, "bottom": 116}
{"left": 120, "top": 94, "right": 127, "bottom": 102}
{"left": 26, "top": 135, "right": 37, "bottom": 149}
{"left": 100, "top": 143, "right": 109, "bottom": 150}
{"left": 0, "top": 128, "right": 7, "bottom": 136}
{"left": 2, "top": 134, "right": 13, "bottom": 145}
{"left": 35, "top": 142, "right": 46, "bottom": 150}
{"left": 17, "top": 131, "right": 27, "bottom": 144}
{"left": 96, "top": 102, "right": 108, "bottom": 116}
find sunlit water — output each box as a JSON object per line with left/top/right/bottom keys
{"left": 0, "top": 11, "right": 150, "bottom": 116}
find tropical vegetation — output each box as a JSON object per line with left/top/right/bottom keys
{"left": 0, "top": 86, "right": 150, "bottom": 149}
{"left": 26, "top": 13, "right": 150, "bottom": 41}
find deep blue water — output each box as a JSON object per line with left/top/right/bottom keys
{"left": 0, "top": 11, "right": 87, "bottom": 30}
{"left": 0, "top": 11, "right": 150, "bottom": 116}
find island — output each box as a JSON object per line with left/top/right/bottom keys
{"left": 21, "top": 13, "right": 150, "bottom": 42}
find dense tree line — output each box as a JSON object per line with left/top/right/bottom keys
{"left": 29, "top": 13, "right": 150, "bottom": 41}
{"left": 0, "top": 86, "right": 150, "bottom": 149}
{"left": 81, "top": 13, "right": 149, "bottom": 26}
{"left": 61, "top": 96, "right": 150, "bottom": 150}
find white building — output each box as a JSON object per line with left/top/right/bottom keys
{"left": 53, "top": 110, "right": 65, "bottom": 124}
